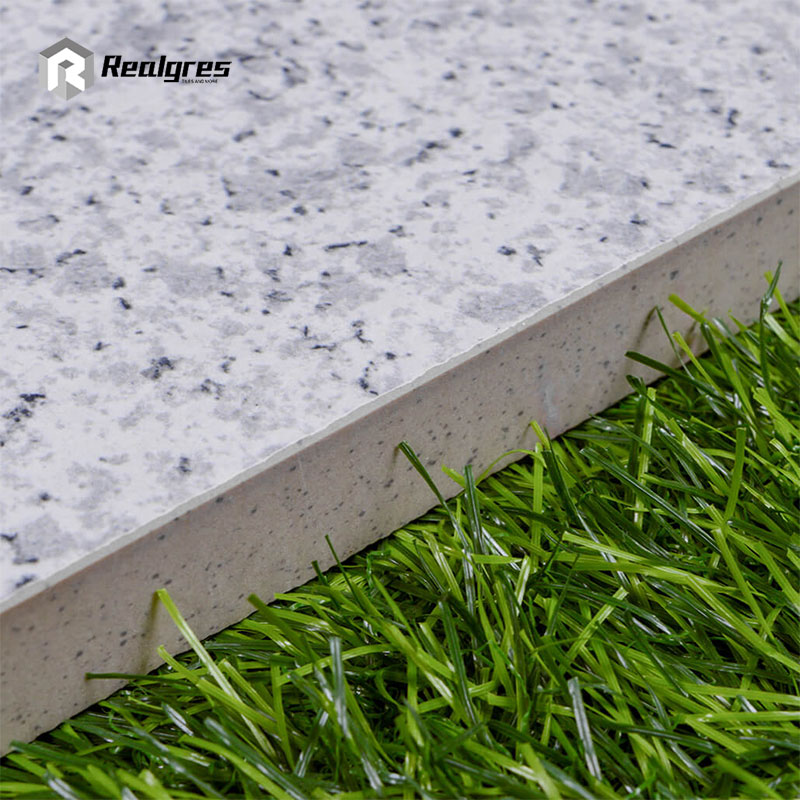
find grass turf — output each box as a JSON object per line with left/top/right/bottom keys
{"left": 1, "top": 270, "right": 798, "bottom": 799}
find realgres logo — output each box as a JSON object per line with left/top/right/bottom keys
{"left": 102, "top": 55, "right": 231, "bottom": 83}
{"left": 39, "top": 38, "right": 94, "bottom": 100}
{"left": 39, "top": 37, "right": 231, "bottom": 99}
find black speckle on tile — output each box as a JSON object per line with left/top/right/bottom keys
{"left": 20, "top": 186, "right": 33, "bottom": 196}
{"left": 20, "top": 393, "right": 46, "bottom": 404}
{"left": 526, "top": 244, "right": 545, "bottom": 265}
{"left": 629, "top": 214, "right": 647, "bottom": 225}
{"left": 119, "top": 297, "right": 132, "bottom": 310}
{"left": 645, "top": 132, "right": 675, "bottom": 149}
{"left": 15, "top": 575, "right": 35, "bottom": 588}
{"left": 670, "top": 269, "right": 680, "bottom": 280}
{"left": 177, "top": 457, "right": 191, "bottom": 474}
{"left": 3, "top": 405, "right": 32, "bottom": 423}
{"left": 233, "top": 129, "right": 256, "bottom": 143}
{"left": 94, "top": 341, "right": 106, "bottom": 351}
{"left": 266, "top": 289, "right": 291, "bottom": 303}
{"left": 385, "top": 351, "right": 396, "bottom": 360}
{"left": 141, "top": 357, "right": 175, "bottom": 380}
{"left": 112, "top": 276, "right": 125, "bottom": 290}
{"left": 352, "top": 321, "right": 372, "bottom": 344}
{"left": 498, "top": 245, "right": 516, "bottom": 256}
{"left": 324, "top": 240, "right": 368, "bottom": 251}
{"left": 248, "top": 89, "right": 275, "bottom": 101}
{"left": 55, "top": 248, "right": 87, "bottom": 265}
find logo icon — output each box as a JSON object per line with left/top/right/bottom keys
{"left": 39, "top": 38, "right": 94, "bottom": 100}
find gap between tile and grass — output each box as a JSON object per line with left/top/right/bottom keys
{"left": 0, "top": 267, "right": 798, "bottom": 799}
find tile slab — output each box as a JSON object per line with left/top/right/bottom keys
{"left": 1, "top": 0, "right": 799, "bottom": 751}
{"left": 2, "top": 176, "right": 798, "bottom": 754}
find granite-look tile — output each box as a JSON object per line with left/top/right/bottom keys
{"left": 2, "top": 0, "right": 797, "bottom": 598}
{"left": 1, "top": 179, "right": 797, "bottom": 753}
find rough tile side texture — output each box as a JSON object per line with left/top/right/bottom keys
{"left": 1, "top": 0, "right": 798, "bottom": 598}
{"left": 1, "top": 181, "right": 798, "bottom": 753}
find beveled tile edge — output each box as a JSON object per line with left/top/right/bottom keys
{"left": 2, "top": 171, "right": 798, "bottom": 753}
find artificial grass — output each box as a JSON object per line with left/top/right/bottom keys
{"left": 1, "top": 270, "right": 798, "bottom": 799}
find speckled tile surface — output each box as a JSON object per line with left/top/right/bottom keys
{"left": 1, "top": 0, "right": 798, "bottom": 600}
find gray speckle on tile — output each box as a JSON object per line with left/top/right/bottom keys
{"left": 1, "top": 0, "right": 798, "bottom": 599}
